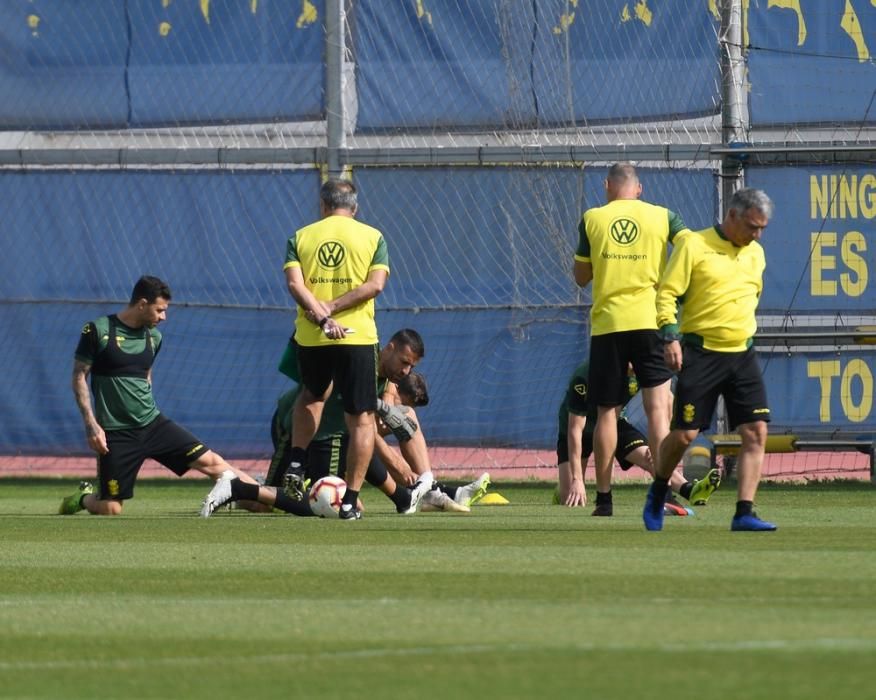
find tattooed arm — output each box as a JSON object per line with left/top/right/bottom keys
{"left": 72, "top": 360, "right": 108, "bottom": 455}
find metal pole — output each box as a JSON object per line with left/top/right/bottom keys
{"left": 325, "top": 0, "right": 345, "bottom": 179}
{"left": 716, "top": 0, "right": 749, "bottom": 438}
{"left": 719, "top": 0, "right": 747, "bottom": 209}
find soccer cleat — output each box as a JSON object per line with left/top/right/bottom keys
{"left": 58, "top": 481, "right": 94, "bottom": 515}
{"left": 453, "top": 472, "right": 491, "bottom": 507}
{"left": 665, "top": 493, "right": 694, "bottom": 517}
{"left": 663, "top": 501, "right": 691, "bottom": 517}
{"left": 338, "top": 503, "right": 362, "bottom": 520}
{"left": 421, "top": 488, "right": 470, "bottom": 513}
{"left": 643, "top": 483, "right": 667, "bottom": 531}
{"left": 689, "top": 468, "right": 721, "bottom": 506}
{"left": 200, "top": 469, "right": 235, "bottom": 518}
{"left": 591, "top": 503, "right": 612, "bottom": 517}
{"left": 282, "top": 464, "right": 308, "bottom": 501}
{"left": 730, "top": 512, "right": 777, "bottom": 532}
{"left": 403, "top": 472, "right": 435, "bottom": 514}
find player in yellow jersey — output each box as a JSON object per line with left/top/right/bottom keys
{"left": 643, "top": 188, "right": 777, "bottom": 532}
{"left": 573, "top": 163, "right": 687, "bottom": 516}
{"left": 283, "top": 179, "right": 390, "bottom": 520}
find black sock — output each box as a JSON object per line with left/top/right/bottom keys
{"left": 436, "top": 482, "right": 458, "bottom": 499}
{"left": 651, "top": 478, "right": 670, "bottom": 501}
{"left": 274, "top": 490, "right": 315, "bottom": 516}
{"left": 289, "top": 447, "right": 307, "bottom": 469}
{"left": 595, "top": 490, "right": 612, "bottom": 505}
{"left": 230, "top": 479, "right": 259, "bottom": 502}
{"left": 735, "top": 500, "right": 753, "bottom": 518}
{"left": 389, "top": 487, "right": 411, "bottom": 512}
{"left": 342, "top": 488, "right": 359, "bottom": 508}
{"left": 679, "top": 481, "right": 694, "bottom": 500}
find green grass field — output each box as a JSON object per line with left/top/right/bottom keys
{"left": 1, "top": 478, "right": 874, "bottom": 699}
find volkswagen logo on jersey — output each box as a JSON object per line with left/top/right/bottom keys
{"left": 317, "top": 240, "right": 346, "bottom": 268}
{"left": 609, "top": 218, "right": 639, "bottom": 246}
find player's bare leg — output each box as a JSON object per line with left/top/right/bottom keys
{"left": 591, "top": 405, "right": 620, "bottom": 515}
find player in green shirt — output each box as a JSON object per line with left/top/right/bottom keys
{"left": 556, "top": 360, "right": 718, "bottom": 514}
{"left": 61, "top": 275, "right": 259, "bottom": 515}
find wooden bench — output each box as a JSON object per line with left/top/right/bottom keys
{"left": 706, "top": 433, "right": 876, "bottom": 482}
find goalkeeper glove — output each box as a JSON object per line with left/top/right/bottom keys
{"left": 376, "top": 398, "right": 418, "bottom": 442}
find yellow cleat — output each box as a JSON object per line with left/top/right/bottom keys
{"left": 689, "top": 468, "right": 721, "bottom": 506}
{"left": 58, "top": 481, "right": 94, "bottom": 515}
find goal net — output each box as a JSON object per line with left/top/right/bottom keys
{"left": 0, "top": 1, "right": 872, "bottom": 482}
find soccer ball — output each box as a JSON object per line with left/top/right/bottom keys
{"left": 308, "top": 476, "right": 347, "bottom": 518}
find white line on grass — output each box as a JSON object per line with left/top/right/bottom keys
{"left": 1, "top": 638, "right": 874, "bottom": 672}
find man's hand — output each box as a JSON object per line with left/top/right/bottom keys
{"left": 664, "top": 340, "right": 683, "bottom": 372}
{"left": 86, "top": 422, "right": 109, "bottom": 456}
{"left": 564, "top": 477, "right": 587, "bottom": 507}
{"left": 376, "top": 398, "right": 418, "bottom": 442}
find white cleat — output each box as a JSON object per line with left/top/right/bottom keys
{"left": 200, "top": 469, "right": 235, "bottom": 518}
{"left": 420, "top": 488, "right": 470, "bottom": 513}
{"left": 403, "top": 471, "right": 435, "bottom": 514}
{"left": 454, "top": 472, "right": 491, "bottom": 506}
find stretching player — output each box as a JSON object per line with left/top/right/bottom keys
{"left": 62, "top": 275, "right": 259, "bottom": 516}
{"left": 556, "top": 359, "right": 720, "bottom": 514}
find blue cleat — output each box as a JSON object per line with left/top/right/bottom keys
{"left": 730, "top": 513, "right": 777, "bottom": 532}
{"left": 642, "top": 483, "right": 667, "bottom": 531}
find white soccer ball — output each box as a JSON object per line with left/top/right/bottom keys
{"left": 308, "top": 476, "right": 347, "bottom": 518}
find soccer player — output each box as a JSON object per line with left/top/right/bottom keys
{"left": 643, "top": 188, "right": 776, "bottom": 532}
{"left": 573, "top": 163, "right": 687, "bottom": 515}
{"left": 200, "top": 334, "right": 486, "bottom": 516}
{"left": 283, "top": 178, "right": 389, "bottom": 520}
{"left": 555, "top": 359, "right": 719, "bottom": 514}
{"left": 61, "top": 275, "right": 259, "bottom": 516}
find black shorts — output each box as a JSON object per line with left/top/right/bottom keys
{"left": 98, "top": 415, "right": 209, "bottom": 500}
{"left": 672, "top": 344, "right": 770, "bottom": 431}
{"left": 297, "top": 344, "right": 378, "bottom": 414}
{"left": 265, "top": 408, "right": 348, "bottom": 486}
{"left": 556, "top": 417, "right": 647, "bottom": 471}
{"left": 588, "top": 330, "right": 672, "bottom": 407}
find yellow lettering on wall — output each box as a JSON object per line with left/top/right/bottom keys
{"left": 27, "top": 14, "right": 40, "bottom": 37}
{"left": 200, "top": 0, "right": 210, "bottom": 25}
{"left": 811, "top": 174, "right": 876, "bottom": 220}
{"left": 553, "top": 0, "right": 578, "bottom": 35}
{"left": 768, "top": 0, "right": 806, "bottom": 45}
{"left": 635, "top": 0, "right": 653, "bottom": 26}
{"left": 810, "top": 175, "right": 829, "bottom": 220}
{"left": 251, "top": 0, "right": 258, "bottom": 13}
{"left": 840, "top": 0, "right": 871, "bottom": 62}
{"left": 297, "top": 0, "right": 318, "bottom": 28}
{"left": 416, "top": 0, "right": 433, "bottom": 26}
{"left": 808, "top": 360, "right": 841, "bottom": 422}
{"left": 620, "top": 1, "right": 652, "bottom": 26}
{"left": 862, "top": 174, "right": 876, "bottom": 218}
{"left": 839, "top": 175, "right": 858, "bottom": 218}
{"left": 840, "top": 359, "right": 873, "bottom": 422}
{"left": 159, "top": 21, "right": 172, "bottom": 37}
{"left": 840, "top": 231, "right": 868, "bottom": 297}
{"left": 811, "top": 232, "right": 838, "bottom": 296}
{"left": 708, "top": 0, "right": 719, "bottom": 21}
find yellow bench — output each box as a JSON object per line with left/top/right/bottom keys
{"left": 704, "top": 434, "right": 875, "bottom": 482}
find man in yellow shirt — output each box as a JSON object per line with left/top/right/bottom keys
{"left": 283, "top": 179, "right": 390, "bottom": 520}
{"left": 573, "top": 163, "right": 686, "bottom": 516}
{"left": 643, "top": 188, "right": 776, "bottom": 532}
